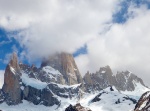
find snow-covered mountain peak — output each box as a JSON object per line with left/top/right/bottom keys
{"left": 41, "top": 52, "right": 83, "bottom": 85}
{"left": 0, "top": 53, "right": 149, "bottom": 111}
{"left": 83, "top": 66, "right": 147, "bottom": 93}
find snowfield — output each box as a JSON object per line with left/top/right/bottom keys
{"left": 0, "top": 100, "right": 58, "bottom": 111}
{"left": 21, "top": 72, "right": 47, "bottom": 90}
{"left": 0, "top": 85, "right": 148, "bottom": 111}
{"left": 0, "top": 66, "right": 149, "bottom": 111}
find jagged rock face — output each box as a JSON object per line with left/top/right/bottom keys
{"left": 83, "top": 66, "right": 146, "bottom": 92}
{"left": 19, "top": 64, "right": 65, "bottom": 84}
{"left": 0, "top": 52, "right": 147, "bottom": 109}
{"left": 0, "top": 89, "right": 5, "bottom": 104}
{"left": 22, "top": 85, "right": 60, "bottom": 106}
{"left": 1, "top": 53, "right": 69, "bottom": 106}
{"left": 21, "top": 82, "right": 80, "bottom": 106}
{"left": 2, "top": 53, "right": 22, "bottom": 105}
{"left": 115, "top": 71, "right": 145, "bottom": 91}
{"left": 134, "top": 91, "right": 150, "bottom": 111}
{"left": 41, "top": 52, "right": 82, "bottom": 85}
{"left": 65, "top": 103, "right": 92, "bottom": 111}
{"left": 83, "top": 66, "right": 116, "bottom": 92}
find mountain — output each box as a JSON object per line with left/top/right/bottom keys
{"left": 2, "top": 52, "right": 22, "bottom": 105}
{"left": 83, "top": 66, "right": 146, "bottom": 92}
{"left": 41, "top": 52, "right": 82, "bottom": 85}
{"left": 0, "top": 85, "right": 141, "bottom": 111}
{"left": 80, "top": 86, "right": 138, "bottom": 111}
{"left": 0, "top": 53, "right": 81, "bottom": 106}
{"left": 0, "top": 52, "right": 149, "bottom": 111}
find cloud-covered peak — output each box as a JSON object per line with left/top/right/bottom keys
{"left": 0, "top": 0, "right": 119, "bottom": 59}
{"left": 1, "top": 0, "right": 150, "bottom": 86}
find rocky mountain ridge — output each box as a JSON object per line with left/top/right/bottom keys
{"left": 83, "top": 66, "right": 146, "bottom": 92}
{"left": 0, "top": 52, "right": 149, "bottom": 111}
{"left": 0, "top": 53, "right": 81, "bottom": 106}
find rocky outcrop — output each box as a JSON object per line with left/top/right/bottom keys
{"left": 83, "top": 66, "right": 146, "bottom": 92}
{"left": 0, "top": 52, "right": 148, "bottom": 109}
{"left": 22, "top": 85, "right": 60, "bottom": 106}
{"left": 2, "top": 53, "right": 22, "bottom": 105}
{"left": 19, "top": 64, "right": 65, "bottom": 84}
{"left": 0, "top": 53, "right": 71, "bottom": 106}
{"left": 41, "top": 52, "right": 82, "bottom": 85}
{"left": 21, "top": 82, "right": 81, "bottom": 106}
{"left": 65, "top": 103, "right": 92, "bottom": 111}
{"left": 115, "top": 71, "right": 145, "bottom": 91}
{"left": 83, "top": 66, "right": 116, "bottom": 92}
{"left": 134, "top": 91, "right": 150, "bottom": 111}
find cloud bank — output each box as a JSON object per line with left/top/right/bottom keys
{"left": 0, "top": 0, "right": 150, "bottom": 85}
{"left": 0, "top": 0, "right": 119, "bottom": 58}
{"left": 75, "top": 4, "right": 150, "bottom": 85}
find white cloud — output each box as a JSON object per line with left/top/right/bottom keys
{"left": 0, "top": 0, "right": 119, "bottom": 60}
{"left": 0, "top": 40, "right": 11, "bottom": 46}
{"left": 0, "top": 70, "right": 4, "bottom": 88}
{"left": 3, "top": 53, "right": 12, "bottom": 64}
{"left": 1, "top": 0, "right": 150, "bottom": 86}
{"left": 75, "top": 4, "right": 150, "bottom": 86}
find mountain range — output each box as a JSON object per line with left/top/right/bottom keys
{"left": 0, "top": 52, "right": 149, "bottom": 111}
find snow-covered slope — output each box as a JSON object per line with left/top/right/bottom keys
{"left": 80, "top": 86, "right": 137, "bottom": 111}
{"left": 0, "top": 53, "right": 149, "bottom": 111}
{"left": 121, "top": 82, "right": 150, "bottom": 98}
{"left": 0, "top": 64, "right": 149, "bottom": 111}
{"left": 0, "top": 86, "right": 144, "bottom": 111}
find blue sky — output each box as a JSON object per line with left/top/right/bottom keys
{"left": 0, "top": 0, "right": 150, "bottom": 85}
{"left": 0, "top": 29, "right": 30, "bottom": 69}
{"left": 113, "top": 0, "right": 150, "bottom": 23}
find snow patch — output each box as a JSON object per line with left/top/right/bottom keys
{"left": 42, "top": 66, "right": 61, "bottom": 75}
{"left": 0, "top": 70, "right": 4, "bottom": 88}
{"left": 10, "top": 66, "right": 16, "bottom": 74}
{"left": 51, "top": 82, "right": 81, "bottom": 89}
{"left": 74, "top": 68, "right": 77, "bottom": 71}
{"left": 0, "top": 100, "right": 58, "bottom": 111}
{"left": 139, "top": 99, "right": 148, "bottom": 110}
{"left": 21, "top": 86, "right": 24, "bottom": 90}
{"left": 101, "top": 71, "right": 106, "bottom": 73}
{"left": 21, "top": 72, "right": 47, "bottom": 90}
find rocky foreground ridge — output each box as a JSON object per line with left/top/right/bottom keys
{"left": 134, "top": 91, "right": 150, "bottom": 111}
{"left": 65, "top": 103, "right": 92, "bottom": 111}
{"left": 0, "top": 52, "right": 148, "bottom": 109}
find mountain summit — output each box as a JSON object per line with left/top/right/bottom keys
{"left": 41, "top": 52, "right": 82, "bottom": 85}
{"left": 0, "top": 52, "right": 149, "bottom": 111}
{"left": 83, "top": 66, "right": 146, "bottom": 92}
{"left": 2, "top": 52, "right": 22, "bottom": 105}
